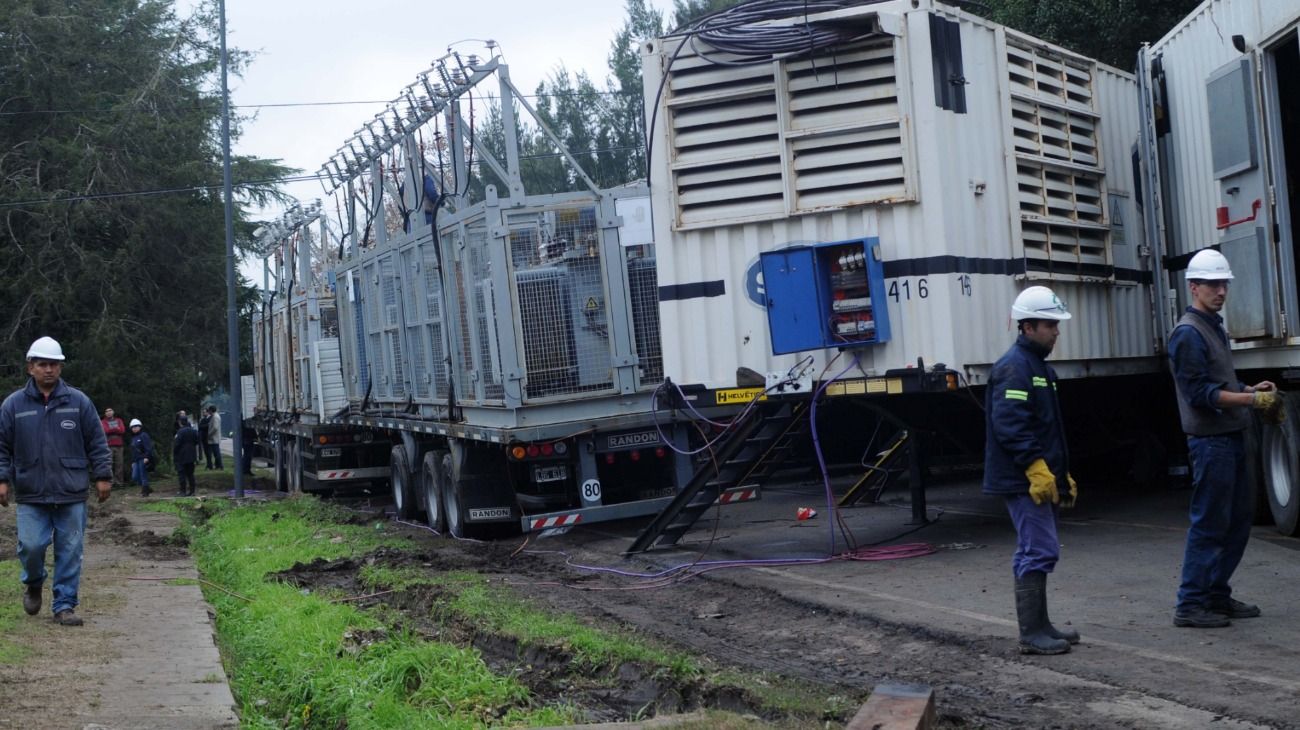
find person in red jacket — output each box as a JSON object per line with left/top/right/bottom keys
{"left": 100, "top": 408, "right": 127, "bottom": 488}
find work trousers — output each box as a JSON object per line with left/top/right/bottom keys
{"left": 1004, "top": 493, "right": 1060, "bottom": 578}
{"left": 17, "top": 501, "right": 87, "bottom": 615}
{"left": 1177, "top": 431, "right": 1252, "bottom": 610}
{"left": 177, "top": 463, "right": 196, "bottom": 493}
{"left": 132, "top": 458, "right": 150, "bottom": 491}
{"left": 109, "top": 446, "right": 125, "bottom": 485}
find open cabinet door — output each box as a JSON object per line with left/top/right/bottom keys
{"left": 1206, "top": 57, "right": 1280, "bottom": 339}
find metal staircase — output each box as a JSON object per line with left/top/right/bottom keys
{"left": 838, "top": 429, "right": 910, "bottom": 507}
{"left": 627, "top": 400, "right": 809, "bottom": 553}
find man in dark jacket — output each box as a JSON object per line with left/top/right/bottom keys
{"left": 984, "top": 287, "right": 1078, "bottom": 655}
{"left": 173, "top": 416, "right": 201, "bottom": 496}
{"left": 1168, "top": 249, "right": 1282, "bottom": 628}
{"left": 0, "top": 337, "right": 112, "bottom": 626}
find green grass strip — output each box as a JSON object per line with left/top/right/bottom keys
{"left": 188, "top": 498, "right": 571, "bottom": 729}
{"left": 0, "top": 562, "right": 29, "bottom": 664}
{"left": 360, "top": 564, "right": 700, "bottom": 679}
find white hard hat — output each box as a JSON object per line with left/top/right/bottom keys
{"left": 1185, "top": 249, "right": 1234, "bottom": 281}
{"left": 25, "top": 336, "right": 65, "bottom": 361}
{"left": 129, "top": 418, "right": 142, "bottom": 428}
{"left": 1011, "top": 286, "right": 1072, "bottom": 322}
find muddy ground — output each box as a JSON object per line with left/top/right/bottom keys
{"left": 304, "top": 471, "right": 1300, "bottom": 730}
{"left": 5, "top": 464, "right": 1294, "bottom": 729}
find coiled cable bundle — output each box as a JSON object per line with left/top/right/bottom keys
{"left": 668, "top": 0, "right": 889, "bottom": 66}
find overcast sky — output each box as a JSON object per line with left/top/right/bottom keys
{"left": 182, "top": 0, "right": 674, "bottom": 278}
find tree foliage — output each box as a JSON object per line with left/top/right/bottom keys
{"left": 980, "top": 0, "right": 1204, "bottom": 70}
{"left": 465, "top": 0, "right": 664, "bottom": 197}
{"left": 670, "top": 0, "right": 742, "bottom": 29}
{"left": 0, "top": 0, "right": 292, "bottom": 439}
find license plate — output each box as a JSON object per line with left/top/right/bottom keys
{"left": 533, "top": 464, "right": 568, "bottom": 483}
{"left": 320, "top": 448, "right": 342, "bottom": 457}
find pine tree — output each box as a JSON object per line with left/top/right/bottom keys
{"left": 0, "top": 0, "right": 293, "bottom": 437}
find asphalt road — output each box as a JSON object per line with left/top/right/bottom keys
{"left": 544, "top": 472, "right": 1300, "bottom": 729}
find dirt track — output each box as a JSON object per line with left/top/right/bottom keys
{"left": 4, "top": 469, "right": 1297, "bottom": 729}
{"left": 321, "top": 472, "right": 1300, "bottom": 729}
{"left": 0, "top": 489, "right": 237, "bottom": 730}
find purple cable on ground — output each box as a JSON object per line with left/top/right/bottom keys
{"left": 809, "top": 356, "right": 861, "bottom": 556}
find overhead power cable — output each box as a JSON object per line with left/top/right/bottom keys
{"left": 0, "top": 143, "right": 641, "bottom": 209}
{"left": 0, "top": 90, "right": 637, "bottom": 118}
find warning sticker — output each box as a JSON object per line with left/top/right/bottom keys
{"left": 584, "top": 297, "right": 600, "bottom": 311}
{"left": 715, "top": 388, "right": 766, "bottom": 405}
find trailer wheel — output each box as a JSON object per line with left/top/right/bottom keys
{"left": 274, "top": 437, "right": 289, "bottom": 493}
{"left": 1262, "top": 393, "right": 1300, "bottom": 536}
{"left": 288, "top": 438, "right": 303, "bottom": 494}
{"left": 390, "top": 444, "right": 416, "bottom": 520}
{"left": 1245, "top": 415, "right": 1272, "bottom": 526}
{"left": 442, "top": 450, "right": 466, "bottom": 538}
{"left": 442, "top": 442, "right": 517, "bottom": 539}
{"left": 422, "top": 450, "right": 448, "bottom": 533}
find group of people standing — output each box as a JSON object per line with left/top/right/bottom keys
{"left": 99, "top": 405, "right": 223, "bottom": 498}
{"left": 0, "top": 336, "right": 231, "bottom": 627}
{"left": 985, "top": 250, "right": 1284, "bottom": 655}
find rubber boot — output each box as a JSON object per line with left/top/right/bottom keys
{"left": 1015, "top": 572, "right": 1070, "bottom": 655}
{"left": 1040, "top": 573, "right": 1080, "bottom": 645}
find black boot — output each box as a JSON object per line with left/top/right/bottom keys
{"left": 1040, "top": 574, "right": 1080, "bottom": 645}
{"left": 1015, "top": 572, "right": 1070, "bottom": 655}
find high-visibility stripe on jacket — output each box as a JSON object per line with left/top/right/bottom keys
{"left": 982, "top": 335, "right": 1070, "bottom": 496}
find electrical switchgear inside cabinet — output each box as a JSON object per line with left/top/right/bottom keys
{"left": 759, "top": 238, "right": 890, "bottom": 355}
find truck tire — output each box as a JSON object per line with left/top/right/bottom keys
{"left": 1261, "top": 393, "right": 1300, "bottom": 536}
{"left": 274, "top": 437, "right": 289, "bottom": 493}
{"left": 442, "top": 449, "right": 466, "bottom": 538}
{"left": 422, "top": 450, "right": 448, "bottom": 533}
{"left": 390, "top": 444, "right": 416, "bottom": 520}
{"left": 442, "top": 441, "right": 517, "bottom": 540}
{"left": 288, "top": 438, "right": 303, "bottom": 494}
{"left": 1245, "top": 415, "right": 1272, "bottom": 526}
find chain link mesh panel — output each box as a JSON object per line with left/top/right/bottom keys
{"left": 465, "top": 224, "right": 505, "bottom": 402}
{"left": 380, "top": 255, "right": 406, "bottom": 400}
{"left": 293, "top": 301, "right": 311, "bottom": 410}
{"left": 510, "top": 205, "right": 614, "bottom": 400}
{"left": 625, "top": 244, "right": 663, "bottom": 385}
{"left": 421, "top": 241, "right": 450, "bottom": 400}
{"left": 400, "top": 247, "right": 430, "bottom": 400}
{"left": 363, "top": 261, "right": 385, "bottom": 400}
{"left": 252, "top": 312, "right": 266, "bottom": 409}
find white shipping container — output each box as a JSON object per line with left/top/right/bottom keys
{"left": 1139, "top": 0, "right": 1300, "bottom": 356}
{"left": 644, "top": 0, "right": 1157, "bottom": 389}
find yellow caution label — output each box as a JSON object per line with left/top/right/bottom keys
{"left": 887, "top": 378, "right": 904, "bottom": 394}
{"left": 827, "top": 378, "right": 889, "bottom": 397}
{"left": 584, "top": 297, "right": 599, "bottom": 311}
{"left": 715, "top": 388, "right": 766, "bottom": 405}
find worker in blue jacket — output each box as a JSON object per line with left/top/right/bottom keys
{"left": 0, "top": 337, "right": 112, "bottom": 627}
{"left": 984, "top": 286, "right": 1078, "bottom": 655}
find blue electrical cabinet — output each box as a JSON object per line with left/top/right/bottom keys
{"left": 760, "top": 238, "right": 891, "bottom": 355}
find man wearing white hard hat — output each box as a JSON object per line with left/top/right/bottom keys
{"left": 983, "top": 286, "right": 1080, "bottom": 655}
{"left": 0, "top": 337, "right": 113, "bottom": 627}
{"left": 1168, "top": 249, "right": 1282, "bottom": 628}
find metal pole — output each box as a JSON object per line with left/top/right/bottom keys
{"left": 220, "top": 0, "right": 244, "bottom": 498}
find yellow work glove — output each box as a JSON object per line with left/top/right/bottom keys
{"left": 1252, "top": 390, "right": 1278, "bottom": 412}
{"left": 1061, "top": 473, "right": 1078, "bottom": 509}
{"left": 1254, "top": 390, "right": 1286, "bottom": 425}
{"left": 1025, "top": 458, "right": 1059, "bottom": 506}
